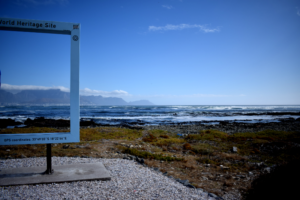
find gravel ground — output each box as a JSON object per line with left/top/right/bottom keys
{"left": 0, "top": 157, "right": 236, "bottom": 200}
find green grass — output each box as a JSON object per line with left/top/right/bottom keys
{"left": 80, "top": 127, "right": 142, "bottom": 141}
{"left": 123, "top": 148, "right": 183, "bottom": 161}
{"left": 185, "top": 130, "right": 228, "bottom": 141}
{"left": 229, "top": 130, "right": 299, "bottom": 142}
{"left": 0, "top": 126, "right": 143, "bottom": 142}
{"left": 0, "top": 127, "right": 68, "bottom": 134}
{"left": 191, "top": 143, "right": 215, "bottom": 155}
{"left": 154, "top": 138, "right": 185, "bottom": 147}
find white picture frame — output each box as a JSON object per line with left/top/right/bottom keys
{"left": 0, "top": 18, "right": 80, "bottom": 145}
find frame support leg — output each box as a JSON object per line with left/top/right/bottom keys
{"left": 44, "top": 143, "right": 54, "bottom": 175}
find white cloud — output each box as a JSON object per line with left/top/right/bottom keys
{"left": 162, "top": 5, "right": 173, "bottom": 9}
{"left": 297, "top": 7, "right": 300, "bottom": 16}
{"left": 125, "top": 93, "right": 244, "bottom": 99}
{"left": 2, "top": 84, "right": 244, "bottom": 102}
{"left": 79, "top": 88, "right": 130, "bottom": 97}
{"left": 1, "top": 83, "right": 129, "bottom": 97}
{"left": 2, "top": 83, "right": 69, "bottom": 92}
{"left": 148, "top": 24, "right": 219, "bottom": 33}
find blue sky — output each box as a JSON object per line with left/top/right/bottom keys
{"left": 0, "top": 0, "right": 300, "bottom": 105}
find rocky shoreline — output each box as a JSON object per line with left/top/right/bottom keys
{"left": 1, "top": 116, "right": 300, "bottom": 135}
{"left": 144, "top": 118, "right": 300, "bottom": 135}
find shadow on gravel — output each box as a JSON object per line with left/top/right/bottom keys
{"left": 243, "top": 158, "right": 300, "bottom": 200}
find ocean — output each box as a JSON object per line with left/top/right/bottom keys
{"left": 1, "top": 105, "right": 300, "bottom": 126}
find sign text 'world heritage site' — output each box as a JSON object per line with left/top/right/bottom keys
{"left": 0, "top": 19, "right": 56, "bottom": 29}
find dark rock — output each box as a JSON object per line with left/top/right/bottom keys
{"left": 81, "top": 155, "right": 88, "bottom": 158}
{"left": 0, "top": 118, "right": 22, "bottom": 128}
{"left": 128, "top": 155, "right": 135, "bottom": 160}
{"left": 75, "top": 145, "right": 85, "bottom": 149}
{"left": 25, "top": 117, "right": 70, "bottom": 127}
{"left": 80, "top": 120, "right": 97, "bottom": 127}
{"left": 186, "top": 184, "right": 195, "bottom": 188}
{"left": 139, "top": 158, "right": 145, "bottom": 164}
{"left": 177, "top": 179, "right": 189, "bottom": 186}
{"left": 137, "top": 157, "right": 144, "bottom": 164}
{"left": 208, "top": 193, "right": 218, "bottom": 198}
{"left": 63, "top": 145, "right": 69, "bottom": 149}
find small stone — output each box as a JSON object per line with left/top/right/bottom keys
{"left": 21, "top": 154, "right": 27, "bottom": 158}
{"left": 6, "top": 149, "right": 10, "bottom": 152}
{"left": 63, "top": 145, "right": 69, "bottom": 149}
{"left": 236, "top": 175, "right": 246, "bottom": 178}
{"left": 232, "top": 146, "right": 238, "bottom": 153}
{"left": 208, "top": 193, "right": 218, "bottom": 198}
{"left": 263, "top": 167, "right": 271, "bottom": 173}
{"left": 197, "top": 188, "right": 204, "bottom": 192}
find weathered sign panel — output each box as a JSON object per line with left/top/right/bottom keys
{"left": 0, "top": 18, "right": 80, "bottom": 145}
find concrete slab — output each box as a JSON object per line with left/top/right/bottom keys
{"left": 0, "top": 163, "right": 111, "bottom": 186}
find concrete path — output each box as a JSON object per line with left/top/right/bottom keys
{"left": 0, "top": 163, "right": 111, "bottom": 186}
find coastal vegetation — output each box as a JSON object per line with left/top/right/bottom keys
{"left": 1, "top": 126, "right": 300, "bottom": 199}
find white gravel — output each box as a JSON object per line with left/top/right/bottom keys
{"left": 0, "top": 157, "right": 219, "bottom": 200}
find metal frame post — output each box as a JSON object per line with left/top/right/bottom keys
{"left": 44, "top": 143, "right": 54, "bottom": 174}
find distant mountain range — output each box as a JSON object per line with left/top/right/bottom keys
{"left": 0, "top": 89, "right": 154, "bottom": 105}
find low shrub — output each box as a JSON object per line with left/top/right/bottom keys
{"left": 142, "top": 134, "right": 157, "bottom": 142}
{"left": 197, "top": 157, "right": 217, "bottom": 165}
{"left": 155, "top": 138, "right": 185, "bottom": 147}
{"left": 183, "top": 143, "right": 192, "bottom": 150}
{"left": 191, "top": 143, "right": 214, "bottom": 155}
